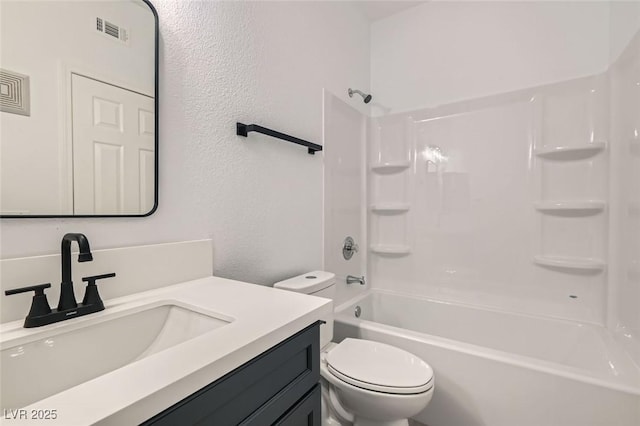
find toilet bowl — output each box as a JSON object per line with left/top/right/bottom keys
{"left": 274, "top": 272, "right": 434, "bottom": 426}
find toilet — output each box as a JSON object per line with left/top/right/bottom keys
{"left": 274, "top": 271, "right": 434, "bottom": 426}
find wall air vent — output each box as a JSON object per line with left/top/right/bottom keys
{"left": 105, "top": 21, "right": 120, "bottom": 38}
{"left": 0, "top": 68, "right": 30, "bottom": 116}
{"left": 95, "top": 17, "right": 129, "bottom": 45}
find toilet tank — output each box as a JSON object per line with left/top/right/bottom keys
{"left": 273, "top": 271, "right": 335, "bottom": 347}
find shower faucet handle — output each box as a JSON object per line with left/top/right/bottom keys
{"left": 343, "top": 236, "right": 359, "bottom": 260}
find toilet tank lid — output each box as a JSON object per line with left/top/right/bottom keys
{"left": 273, "top": 271, "right": 335, "bottom": 294}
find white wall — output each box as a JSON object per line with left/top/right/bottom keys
{"left": 0, "top": 0, "right": 155, "bottom": 214}
{"left": 0, "top": 1, "right": 370, "bottom": 287}
{"left": 371, "top": 1, "right": 610, "bottom": 113}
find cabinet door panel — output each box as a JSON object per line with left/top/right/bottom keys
{"left": 274, "top": 385, "right": 321, "bottom": 426}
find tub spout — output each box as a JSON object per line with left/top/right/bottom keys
{"left": 346, "top": 275, "right": 365, "bottom": 285}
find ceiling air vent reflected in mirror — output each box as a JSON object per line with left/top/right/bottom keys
{"left": 95, "top": 17, "right": 129, "bottom": 44}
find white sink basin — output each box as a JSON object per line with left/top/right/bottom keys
{"left": 1, "top": 302, "right": 231, "bottom": 409}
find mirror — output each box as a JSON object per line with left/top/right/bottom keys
{"left": 0, "top": 0, "right": 158, "bottom": 217}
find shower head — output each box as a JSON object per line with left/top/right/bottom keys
{"left": 348, "top": 88, "right": 372, "bottom": 104}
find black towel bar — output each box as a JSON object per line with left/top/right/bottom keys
{"left": 236, "top": 123, "right": 322, "bottom": 155}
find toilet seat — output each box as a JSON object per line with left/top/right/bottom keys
{"left": 325, "top": 338, "right": 434, "bottom": 395}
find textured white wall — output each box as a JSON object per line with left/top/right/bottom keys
{"left": 0, "top": 1, "right": 370, "bottom": 286}
{"left": 370, "top": 1, "right": 611, "bottom": 114}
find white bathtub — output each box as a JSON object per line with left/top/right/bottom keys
{"left": 333, "top": 290, "right": 640, "bottom": 426}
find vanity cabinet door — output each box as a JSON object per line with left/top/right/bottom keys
{"left": 240, "top": 383, "right": 321, "bottom": 425}
{"left": 274, "top": 384, "right": 321, "bottom": 426}
{"left": 141, "top": 322, "right": 320, "bottom": 426}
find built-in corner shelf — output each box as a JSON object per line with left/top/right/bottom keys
{"left": 371, "top": 161, "right": 411, "bottom": 174}
{"left": 371, "top": 203, "right": 410, "bottom": 214}
{"left": 370, "top": 244, "right": 411, "bottom": 255}
{"left": 533, "top": 255, "right": 605, "bottom": 272}
{"left": 535, "top": 142, "right": 606, "bottom": 161}
{"left": 534, "top": 200, "right": 606, "bottom": 214}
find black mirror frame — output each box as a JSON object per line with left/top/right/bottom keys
{"left": 1, "top": 0, "right": 159, "bottom": 219}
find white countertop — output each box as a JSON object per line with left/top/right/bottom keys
{"left": 0, "top": 276, "right": 332, "bottom": 425}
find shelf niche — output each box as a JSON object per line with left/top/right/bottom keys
{"left": 534, "top": 200, "right": 606, "bottom": 215}
{"left": 370, "top": 244, "right": 411, "bottom": 255}
{"left": 371, "top": 203, "right": 410, "bottom": 214}
{"left": 535, "top": 142, "right": 606, "bottom": 161}
{"left": 533, "top": 255, "right": 605, "bottom": 272}
{"left": 371, "top": 161, "right": 411, "bottom": 174}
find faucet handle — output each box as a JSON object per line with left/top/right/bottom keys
{"left": 5, "top": 282, "right": 51, "bottom": 296}
{"left": 5, "top": 283, "right": 53, "bottom": 326}
{"left": 81, "top": 273, "right": 115, "bottom": 309}
{"left": 82, "top": 273, "right": 116, "bottom": 284}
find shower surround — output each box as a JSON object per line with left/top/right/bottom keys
{"left": 359, "top": 62, "right": 640, "bottom": 426}
{"left": 324, "top": 2, "right": 640, "bottom": 425}
{"left": 368, "top": 73, "right": 609, "bottom": 324}
{"left": 366, "top": 0, "right": 624, "bottom": 325}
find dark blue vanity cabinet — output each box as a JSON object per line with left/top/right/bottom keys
{"left": 141, "top": 322, "right": 321, "bottom": 425}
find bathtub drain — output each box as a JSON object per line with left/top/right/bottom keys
{"left": 354, "top": 305, "right": 361, "bottom": 318}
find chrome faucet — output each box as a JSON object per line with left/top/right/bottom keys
{"left": 346, "top": 275, "right": 365, "bottom": 285}
{"left": 59, "top": 233, "right": 93, "bottom": 311}
{"left": 342, "top": 237, "right": 359, "bottom": 260}
{"left": 4, "top": 233, "right": 116, "bottom": 328}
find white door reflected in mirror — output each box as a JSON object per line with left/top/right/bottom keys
{"left": 71, "top": 74, "right": 155, "bottom": 215}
